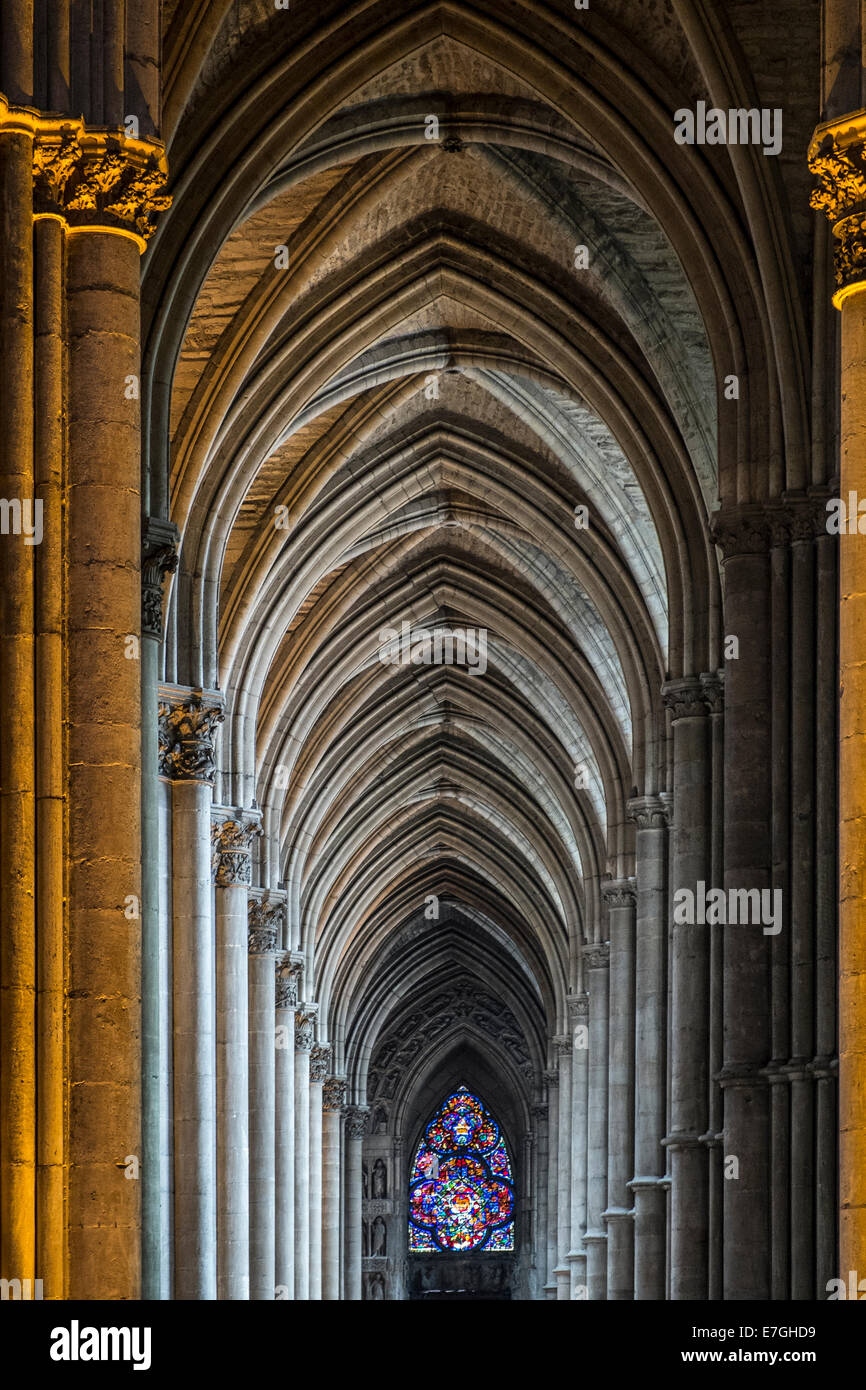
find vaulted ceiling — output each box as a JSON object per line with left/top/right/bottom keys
{"left": 145, "top": 0, "right": 817, "bottom": 1114}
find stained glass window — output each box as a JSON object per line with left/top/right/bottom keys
{"left": 408, "top": 1086, "right": 515, "bottom": 1253}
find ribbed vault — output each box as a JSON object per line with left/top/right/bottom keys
{"left": 143, "top": 0, "right": 815, "bottom": 1289}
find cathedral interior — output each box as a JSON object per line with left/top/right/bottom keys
{"left": 1, "top": 0, "right": 866, "bottom": 1305}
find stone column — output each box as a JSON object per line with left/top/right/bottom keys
{"left": 343, "top": 1107, "right": 368, "bottom": 1301}
{"left": 294, "top": 1005, "right": 317, "bottom": 1299}
{"left": 33, "top": 209, "right": 64, "bottom": 1299}
{"left": 210, "top": 817, "right": 258, "bottom": 1299}
{"left": 604, "top": 879, "right": 637, "bottom": 1300}
{"left": 567, "top": 994, "right": 589, "bottom": 1299}
{"left": 248, "top": 896, "right": 280, "bottom": 1299}
{"left": 532, "top": 1101, "right": 549, "bottom": 1297}
{"left": 140, "top": 522, "right": 178, "bottom": 1301}
{"left": 627, "top": 796, "right": 669, "bottom": 1300}
{"left": 710, "top": 510, "right": 773, "bottom": 1301}
{"left": 544, "top": 1067, "right": 559, "bottom": 1297}
{"left": 275, "top": 956, "right": 301, "bottom": 1298}
{"left": 162, "top": 691, "right": 224, "bottom": 1300}
{"left": 662, "top": 679, "right": 711, "bottom": 1301}
{"left": 0, "top": 107, "right": 36, "bottom": 1293}
{"left": 322, "top": 1078, "right": 346, "bottom": 1300}
{"left": 308, "top": 1043, "right": 330, "bottom": 1299}
{"left": 584, "top": 942, "right": 610, "bottom": 1300}
{"left": 554, "top": 1036, "right": 572, "bottom": 1299}
{"left": 809, "top": 115, "right": 864, "bottom": 1285}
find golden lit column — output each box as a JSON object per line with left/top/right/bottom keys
{"left": 810, "top": 110, "right": 866, "bottom": 1283}
{"left": 48, "top": 123, "right": 168, "bottom": 1300}
{"left": 0, "top": 99, "right": 36, "bottom": 1293}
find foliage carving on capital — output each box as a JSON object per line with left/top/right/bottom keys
{"left": 247, "top": 895, "right": 281, "bottom": 952}
{"left": 709, "top": 506, "right": 772, "bottom": 560}
{"left": 662, "top": 678, "right": 706, "bottom": 722}
{"left": 583, "top": 941, "right": 610, "bottom": 971}
{"left": 627, "top": 794, "right": 670, "bottom": 830}
{"left": 159, "top": 693, "right": 224, "bottom": 782}
{"left": 142, "top": 519, "right": 179, "bottom": 639}
{"left": 310, "top": 1044, "right": 332, "bottom": 1082}
{"left": 809, "top": 113, "right": 866, "bottom": 302}
{"left": 345, "top": 1107, "right": 369, "bottom": 1140}
{"left": 212, "top": 818, "right": 261, "bottom": 888}
{"left": 295, "top": 1007, "right": 317, "bottom": 1053}
{"left": 31, "top": 121, "right": 171, "bottom": 241}
{"left": 275, "top": 957, "right": 302, "bottom": 1010}
{"left": 567, "top": 992, "right": 589, "bottom": 1022}
{"left": 602, "top": 878, "right": 637, "bottom": 909}
{"left": 323, "top": 1077, "right": 347, "bottom": 1111}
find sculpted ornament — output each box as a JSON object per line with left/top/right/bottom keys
{"left": 583, "top": 942, "right": 610, "bottom": 971}
{"left": 142, "top": 519, "right": 179, "bottom": 640}
{"left": 344, "top": 1108, "right": 369, "bottom": 1141}
{"left": 323, "top": 1077, "right": 347, "bottom": 1111}
{"left": 247, "top": 896, "right": 281, "bottom": 952}
{"left": 159, "top": 696, "right": 224, "bottom": 782}
{"left": 808, "top": 114, "right": 866, "bottom": 301}
{"left": 275, "top": 959, "right": 301, "bottom": 1010}
{"left": 29, "top": 119, "right": 171, "bottom": 241}
{"left": 295, "top": 1008, "right": 317, "bottom": 1053}
{"left": 602, "top": 878, "right": 637, "bottom": 909}
{"left": 310, "top": 1044, "right": 332, "bottom": 1083}
{"left": 213, "top": 819, "right": 261, "bottom": 888}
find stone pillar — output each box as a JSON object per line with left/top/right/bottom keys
{"left": 809, "top": 113, "right": 864, "bottom": 1286}
{"left": 322, "top": 1078, "right": 346, "bottom": 1300}
{"left": 701, "top": 675, "right": 725, "bottom": 1304}
{"left": 584, "top": 942, "right": 610, "bottom": 1300}
{"left": 627, "top": 796, "right": 670, "bottom": 1300}
{"left": 554, "top": 1036, "right": 572, "bottom": 1299}
{"left": 275, "top": 956, "right": 301, "bottom": 1298}
{"left": 532, "top": 1101, "right": 549, "bottom": 1297}
{"left": 140, "top": 522, "right": 178, "bottom": 1301}
{"left": 33, "top": 210, "right": 64, "bottom": 1299}
{"left": 308, "top": 1043, "right": 330, "bottom": 1299}
{"left": 710, "top": 510, "right": 773, "bottom": 1301}
{"left": 162, "top": 691, "right": 224, "bottom": 1300}
{"left": 567, "top": 994, "right": 589, "bottom": 1299}
{"left": 662, "top": 679, "right": 711, "bottom": 1300}
{"left": 0, "top": 109, "right": 36, "bottom": 1293}
{"left": 343, "top": 1107, "right": 368, "bottom": 1301}
{"left": 604, "top": 879, "right": 637, "bottom": 1300}
{"left": 544, "top": 1067, "right": 559, "bottom": 1297}
{"left": 248, "top": 896, "right": 280, "bottom": 1299}
{"left": 293, "top": 1005, "right": 317, "bottom": 1299}
{"left": 211, "top": 817, "right": 257, "bottom": 1299}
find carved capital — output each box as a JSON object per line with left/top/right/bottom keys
{"left": 808, "top": 111, "right": 866, "bottom": 305}
{"left": 553, "top": 1034, "right": 571, "bottom": 1058}
{"left": 583, "top": 941, "right": 610, "bottom": 971}
{"left": 344, "top": 1107, "right": 369, "bottom": 1140}
{"left": 142, "top": 518, "right": 179, "bottom": 639}
{"left": 28, "top": 115, "right": 171, "bottom": 243}
{"left": 662, "top": 677, "right": 706, "bottom": 722}
{"left": 247, "top": 895, "right": 281, "bottom": 952}
{"left": 544, "top": 1068, "right": 559, "bottom": 1090}
{"left": 602, "top": 877, "right": 637, "bottom": 909}
{"left": 310, "top": 1043, "right": 332, "bottom": 1082}
{"left": 275, "top": 956, "right": 302, "bottom": 1010}
{"left": 158, "top": 688, "right": 224, "bottom": 782}
{"left": 699, "top": 671, "right": 724, "bottom": 715}
{"left": 567, "top": 992, "right": 589, "bottom": 1022}
{"left": 709, "top": 505, "right": 772, "bottom": 559}
{"left": 323, "top": 1077, "right": 347, "bottom": 1111}
{"left": 212, "top": 816, "right": 261, "bottom": 887}
{"left": 626, "top": 794, "right": 671, "bottom": 830}
{"left": 295, "top": 1006, "right": 318, "bottom": 1053}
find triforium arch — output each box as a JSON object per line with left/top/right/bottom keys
{"left": 0, "top": 0, "right": 860, "bottom": 1305}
